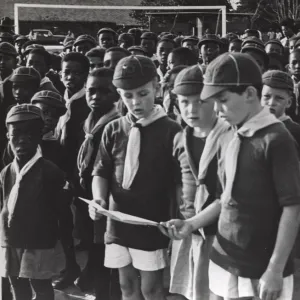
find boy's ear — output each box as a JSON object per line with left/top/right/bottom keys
{"left": 245, "top": 86, "right": 258, "bottom": 103}
{"left": 287, "top": 92, "right": 294, "bottom": 109}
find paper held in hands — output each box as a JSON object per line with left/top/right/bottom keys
{"left": 79, "top": 197, "right": 160, "bottom": 227}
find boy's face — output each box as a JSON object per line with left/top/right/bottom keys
{"left": 178, "top": 93, "right": 215, "bottom": 128}
{"left": 99, "top": 32, "right": 115, "bottom": 49}
{"left": 281, "top": 25, "right": 294, "bottom": 38}
{"left": 289, "top": 40, "right": 297, "bottom": 53}
{"left": 261, "top": 85, "right": 291, "bottom": 118}
{"left": 15, "top": 41, "right": 24, "bottom": 55}
{"left": 229, "top": 42, "right": 242, "bottom": 53}
{"left": 103, "top": 51, "right": 127, "bottom": 70}
{"left": 7, "top": 121, "right": 42, "bottom": 161}
{"left": 289, "top": 52, "right": 300, "bottom": 78}
{"left": 75, "top": 42, "right": 94, "bottom": 55}
{"left": 212, "top": 89, "right": 252, "bottom": 126}
{"left": 86, "top": 76, "right": 118, "bottom": 112}
{"left": 117, "top": 80, "right": 157, "bottom": 119}
{"left": 88, "top": 56, "right": 103, "bottom": 72}
{"left": 265, "top": 43, "right": 283, "bottom": 56}
{"left": 26, "top": 53, "right": 48, "bottom": 78}
{"left": 12, "top": 81, "right": 37, "bottom": 104}
{"left": 141, "top": 39, "right": 156, "bottom": 56}
{"left": 156, "top": 41, "right": 174, "bottom": 67}
{"left": 34, "top": 102, "right": 61, "bottom": 133}
{"left": 0, "top": 53, "right": 16, "bottom": 75}
{"left": 61, "top": 61, "right": 88, "bottom": 93}
{"left": 167, "top": 53, "right": 181, "bottom": 70}
{"left": 200, "top": 42, "right": 220, "bottom": 64}
{"left": 244, "top": 51, "right": 266, "bottom": 73}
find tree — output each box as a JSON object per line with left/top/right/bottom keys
{"left": 129, "top": 0, "right": 229, "bottom": 28}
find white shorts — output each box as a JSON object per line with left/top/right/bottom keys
{"left": 209, "top": 260, "right": 293, "bottom": 299}
{"left": 170, "top": 234, "right": 214, "bottom": 300}
{"left": 104, "top": 243, "right": 169, "bottom": 271}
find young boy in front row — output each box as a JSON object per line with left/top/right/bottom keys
{"left": 89, "top": 55, "right": 182, "bottom": 300}
{"left": 161, "top": 53, "right": 300, "bottom": 300}
{"left": 169, "top": 65, "right": 229, "bottom": 300}
{"left": 261, "top": 70, "right": 300, "bottom": 147}
{"left": 76, "top": 68, "right": 120, "bottom": 298}
{"left": 0, "top": 104, "right": 66, "bottom": 300}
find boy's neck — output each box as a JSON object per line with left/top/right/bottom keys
{"left": 237, "top": 103, "right": 263, "bottom": 128}
{"left": 193, "top": 115, "right": 217, "bottom": 138}
{"left": 66, "top": 86, "right": 84, "bottom": 98}
{"left": 16, "top": 152, "right": 36, "bottom": 170}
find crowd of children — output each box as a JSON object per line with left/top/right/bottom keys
{"left": 2, "top": 15, "right": 300, "bottom": 300}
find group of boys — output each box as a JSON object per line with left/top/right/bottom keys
{"left": 1, "top": 18, "right": 300, "bottom": 300}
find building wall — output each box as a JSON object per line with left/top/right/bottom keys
{"left": 3, "top": 0, "right": 141, "bottom": 24}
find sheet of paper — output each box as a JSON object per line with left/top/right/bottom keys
{"left": 79, "top": 197, "right": 160, "bottom": 227}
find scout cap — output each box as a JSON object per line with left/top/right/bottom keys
{"left": 141, "top": 32, "right": 158, "bottom": 42}
{"left": 172, "top": 65, "right": 203, "bottom": 96}
{"left": 198, "top": 34, "right": 222, "bottom": 48}
{"left": 181, "top": 36, "right": 198, "bottom": 45}
{"left": 113, "top": 55, "right": 157, "bottom": 90}
{"left": 0, "top": 42, "right": 17, "bottom": 57}
{"left": 15, "top": 35, "right": 29, "bottom": 43}
{"left": 6, "top": 104, "right": 44, "bottom": 124}
{"left": 23, "top": 44, "right": 45, "bottom": 57}
{"left": 265, "top": 39, "right": 284, "bottom": 49}
{"left": 127, "top": 46, "right": 146, "bottom": 55}
{"left": 97, "top": 27, "right": 117, "bottom": 37}
{"left": 31, "top": 90, "right": 67, "bottom": 115}
{"left": 262, "top": 70, "right": 294, "bottom": 91}
{"left": 74, "top": 35, "right": 97, "bottom": 47}
{"left": 10, "top": 66, "right": 41, "bottom": 85}
{"left": 201, "top": 52, "right": 262, "bottom": 100}
{"left": 0, "top": 32, "right": 14, "bottom": 44}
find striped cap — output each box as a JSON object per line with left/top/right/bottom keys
{"left": 74, "top": 35, "right": 97, "bottom": 47}
{"left": 6, "top": 104, "right": 43, "bottom": 124}
{"left": 31, "top": 90, "right": 66, "bottom": 115}
{"left": 201, "top": 52, "right": 262, "bottom": 100}
{"left": 10, "top": 66, "right": 41, "bottom": 84}
{"left": 0, "top": 42, "right": 17, "bottom": 56}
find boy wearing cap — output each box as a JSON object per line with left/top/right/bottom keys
{"left": 0, "top": 104, "right": 66, "bottom": 300}
{"left": 74, "top": 35, "right": 97, "bottom": 56}
{"left": 160, "top": 65, "right": 229, "bottom": 300}
{"left": 181, "top": 36, "right": 199, "bottom": 58}
{"left": 128, "top": 46, "right": 147, "bottom": 56}
{"left": 198, "top": 34, "right": 221, "bottom": 74}
{"left": 167, "top": 48, "right": 197, "bottom": 71}
{"left": 26, "top": 48, "right": 59, "bottom": 93}
{"left": 241, "top": 37, "right": 269, "bottom": 72}
{"left": 103, "top": 47, "right": 131, "bottom": 71}
{"left": 162, "top": 53, "right": 300, "bottom": 300}
{"left": 140, "top": 32, "right": 158, "bottom": 61}
{"left": 0, "top": 42, "right": 18, "bottom": 165}
{"left": 265, "top": 40, "right": 284, "bottom": 56}
{"left": 228, "top": 39, "right": 242, "bottom": 53}
{"left": 261, "top": 70, "right": 300, "bottom": 145}
{"left": 98, "top": 28, "right": 117, "bottom": 49}
{"left": 118, "top": 33, "right": 134, "bottom": 49}
{"left": 89, "top": 55, "right": 181, "bottom": 300}
{"left": 10, "top": 66, "right": 41, "bottom": 104}
{"left": 76, "top": 68, "right": 120, "bottom": 297}
{"left": 156, "top": 38, "right": 176, "bottom": 81}
{"left": 86, "top": 47, "right": 105, "bottom": 72}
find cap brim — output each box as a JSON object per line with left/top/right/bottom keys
{"left": 200, "top": 85, "right": 227, "bottom": 101}
{"left": 198, "top": 40, "right": 221, "bottom": 48}
{"left": 172, "top": 83, "right": 203, "bottom": 96}
{"left": 6, "top": 114, "right": 42, "bottom": 124}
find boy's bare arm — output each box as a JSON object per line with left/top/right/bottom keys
{"left": 92, "top": 175, "right": 109, "bottom": 206}
{"left": 259, "top": 205, "right": 300, "bottom": 300}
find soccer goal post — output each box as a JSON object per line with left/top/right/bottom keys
{"left": 14, "top": 4, "right": 227, "bottom": 36}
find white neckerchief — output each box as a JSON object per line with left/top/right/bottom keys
{"left": 57, "top": 87, "right": 86, "bottom": 142}
{"left": 77, "top": 105, "right": 120, "bottom": 177}
{"left": 7, "top": 150, "right": 42, "bottom": 227}
{"left": 40, "top": 76, "right": 51, "bottom": 86}
{"left": 221, "top": 107, "right": 280, "bottom": 204}
{"left": 122, "top": 105, "right": 167, "bottom": 190}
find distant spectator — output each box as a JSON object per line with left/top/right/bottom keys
{"left": 229, "top": 38, "right": 242, "bottom": 53}
{"left": 86, "top": 47, "right": 105, "bottom": 72}
{"left": 97, "top": 28, "right": 117, "bottom": 49}
{"left": 74, "top": 35, "right": 97, "bottom": 56}
{"left": 280, "top": 18, "right": 296, "bottom": 47}
{"left": 118, "top": 33, "right": 134, "bottom": 49}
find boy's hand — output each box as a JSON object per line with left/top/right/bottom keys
{"left": 88, "top": 199, "right": 107, "bottom": 221}
{"left": 258, "top": 268, "right": 283, "bottom": 300}
{"left": 159, "top": 219, "right": 194, "bottom": 240}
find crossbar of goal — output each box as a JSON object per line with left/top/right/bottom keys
{"left": 14, "top": 3, "right": 227, "bottom": 35}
